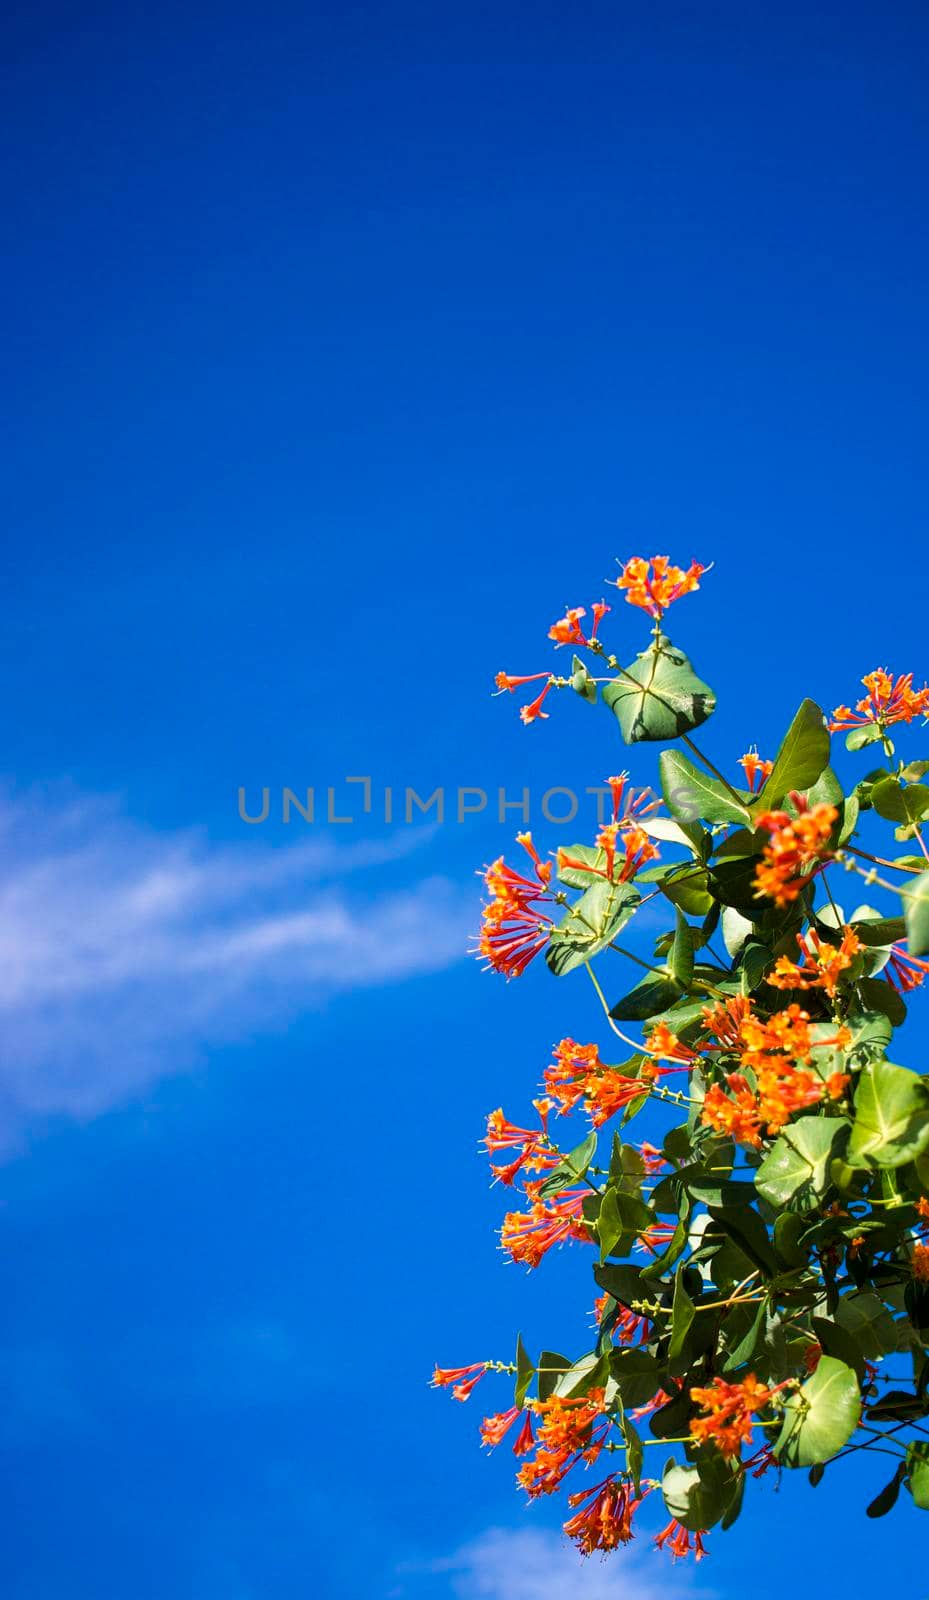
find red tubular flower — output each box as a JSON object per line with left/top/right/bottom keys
{"left": 637, "top": 1140, "right": 668, "bottom": 1174}
{"left": 563, "top": 1476, "right": 648, "bottom": 1554}
{"left": 543, "top": 1039, "right": 659, "bottom": 1124}
{"left": 888, "top": 942, "right": 929, "bottom": 993}
{"left": 743, "top": 1444, "right": 778, "bottom": 1478}
{"left": 630, "top": 1386, "right": 676, "bottom": 1420}
{"left": 655, "top": 1519, "right": 708, "bottom": 1561}
{"left": 520, "top": 682, "right": 554, "bottom": 724}
{"left": 829, "top": 668, "right": 929, "bottom": 731}
{"left": 432, "top": 1362, "right": 488, "bottom": 1401}
{"left": 589, "top": 600, "right": 611, "bottom": 639}
{"left": 614, "top": 555, "right": 707, "bottom": 619}
{"left": 605, "top": 771, "right": 661, "bottom": 825}
{"left": 476, "top": 835, "right": 553, "bottom": 978}
{"left": 480, "top": 1406, "right": 535, "bottom": 1452}
{"left": 636, "top": 1220, "right": 677, "bottom": 1256}
{"left": 494, "top": 671, "right": 556, "bottom": 726}
{"left": 482, "top": 1107, "right": 557, "bottom": 1185}
{"left": 738, "top": 747, "right": 773, "bottom": 792}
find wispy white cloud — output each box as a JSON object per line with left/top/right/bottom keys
{"left": 0, "top": 784, "right": 471, "bottom": 1134}
{"left": 398, "top": 1524, "right": 709, "bottom": 1600}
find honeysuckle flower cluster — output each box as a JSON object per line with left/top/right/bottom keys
{"left": 435, "top": 554, "right": 929, "bottom": 1563}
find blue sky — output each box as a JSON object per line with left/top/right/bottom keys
{"left": 3, "top": 2, "right": 929, "bottom": 1595}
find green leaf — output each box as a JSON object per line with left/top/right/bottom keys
{"left": 597, "top": 1186, "right": 653, "bottom": 1261}
{"left": 555, "top": 843, "right": 609, "bottom": 888}
{"left": 722, "top": 906, "right": 754, "bottom": 959}
{"left": 610, "top": 972, "right": 681, "bottom": 1021}
{"left": 608, "top": 1349, "right": 661, "bottom": 1409}
{"left": 904, "top": 869, "right": 929, "bottom": 958}
{"left": 660, "top": 866, "right": 714, "bottom": 917}
{"left": 753, "top": 699, "right": 831, "bottom": 813}
{"left": 707, "top": 1203, "right": 776, "bottom": 1276}
{"left": 564, "top": 1132, "right": 598, "bottom": 1180}
{"left": 603, "top": 635, "right": 716, "bottom": 745}
{"left": 867, "top": 1463, "right": 906, "bottom": 1518}
{"left": 907, "top": 1441, "right": 929, "bottom": 1509}
{"left": 811, "top": 1315, "right": 865, "bottom": 1378}
{"left": 669, "top": 909, "right": 695, "bottom": 986}
{"left": 537, "top": 1351, "right": 571, "bottom": 1400}
{"left": 834, "top": 1292, "right": 899, "bottom": 1360}
{"left": 851, "top": 914, "right": 907, "bottom": 946}
{"left": 514, "top": 1335, "right": 535, "bottom": 1408}
{"left": 620, "top": 1412, "right": 644, "bottom": 1494}
{"left": 721, "top": 1296, "right": 767, "bottom": 1373}
{"left": 870, "top": 776, "right": 929, "bottom": 825}
{"left": 546, "top": 878, "right": 641, "bottom": 976}
{"left": 755, "top": 1119, "right": 848, "bottom": 1206}
{"left": 593, "top": 1262, "right": 645, "bottom": 1307}
{"left": 553, "top": 1351, "right": 609, "bottom": 1399}
{"left": 659, "top": 748, "right": 750, "bottom": 826}
{"left": 570, "top": 654, "right": 598, "bottom": 704}
{"left": 847, "top": 1058, "right": 929, "bottom": 1169}
{"left": 855, "top": 977, "right": 907, "bottom": 1027}
{"left": 846, "top": 723, "right": 883, "bottom": 751}
{"left": 668, "top": 1268, "right": 696, "bottom": 1369}
{"left": 775, "top": 1356, "right": 861, "bottom": 1467}
{"left": 662, "top": 1457, "right": 741, "bottom": 1531}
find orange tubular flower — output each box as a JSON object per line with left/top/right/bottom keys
{"left": 700, "top": 995, "right": 755, "bottom": 1051}
{"left": 590, "top": 600, "right": 611, "bottom": 639}
{"left": 701, "top": 1074, "right": 763, "bottom": 1147}
{"left": 476, "top": 834, "right": 553, "bottom": 978}
{"left": 605, "top": 772, "right": 661, "bottom": 826}
{"left": 593, "top": 821, "right": 658, "bottom": 882}
{"left": 543, "top": 1038, "right": 659, "bottom": 1124}
{"left": 480, "top": 1406, "right": 535, "bottom": 1454}
{"left": 432, "top": 1362, "right": 488, "bottom": 1401}
{"left": 482, "top": 1108, "right": 557, "bottom": 1186}
{"left": 753, "top": 801, "right": 838, "bottom": 907}
{"left": 517, "top": 1389, "right": 608, "bottom": 1498}
{"left": 888, "top": 942, "right": 929, "bottom": 993}
{"left": 494, "top": 671, "right": 556, "bottom": 726}
{"left": 768, "top": 927, "right": 863, "bottom": 998}
{"left": 701, "top": 1002, "right": 851, "bottom": 1144}
{"left": 563, "top": 1476, "right": 648, "bottom": 1554}
{"left": 615, "top": 555, "right": 707, "bottom": 619}
{"left": 738, "top": 747, "right": 773, "bottom": 793}
{"left": 689, "top": 1374, "right": 773, "bottom": 1458}
{"left": 829, "top": 668, "right": 929, "bottom": 732}
{"left": 913, "top": 1243, "right": 929, "bottom": 1283}
{"left": 501, "top": 1186, "right": 592, "bottom": 1268}
{"left": 654, "top": 1519, "right": 708, "bottom": 1562}
{"left": 549, "top": 607, "right": 589, "bottom": 647}
{"left": 593, "top": 1294, "right": 651, "bottom": 1346}
{"left": 644, "top": 1021, "right": 699, "bottom": 1065}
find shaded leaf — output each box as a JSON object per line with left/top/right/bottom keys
{"left": 603, "top": 635, "right": 716, "bottom": 745}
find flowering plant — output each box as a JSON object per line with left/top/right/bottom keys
{"left": 434, "top": 556, "right": 929, "bottom": 1561}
